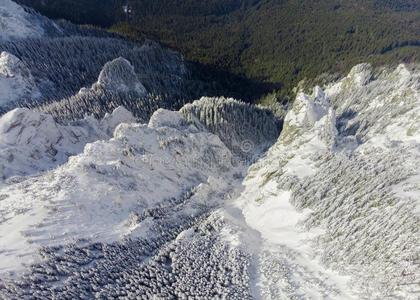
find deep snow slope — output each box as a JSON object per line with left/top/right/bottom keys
{"left": 230, "top": 63, "right": 420, "bottom": 299}
{"left": 0, "top": 64, "right": 418, "bottom": 300}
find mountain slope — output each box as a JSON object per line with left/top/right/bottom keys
{"left": 1, "top": 1, "right": 263, "bottom": 116}
{"left": 0, "top": 0, "right": 61, "bottom": 41}
{"left": 0, "top": 1, "right": 419, "bottom": 299}
{"left": 232, "top": 63, "right": 419, "bottom": 298}
{"left": 0, "top": 64, "right": 418, "bottom": 299}
{"left": 17, "top": 0, "right": 420, "bottom": 101}
{"left": 0, "top": 106, "right": 135, "bottom": 181}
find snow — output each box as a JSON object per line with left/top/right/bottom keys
{"left": 148, "top": 108, "right": 187, "bottom": 129}
{"left": 0, "top": 107, "right": 236, "bottom": 275}
{"left": 0, "top": 61, "right": 418, "bottom": 299}
{"left": 224, "top": 94, "right": 355, "bottom": 298}
{"left": 0, "top": 0, "right": 45, "bottom": 41}
{"left": 95, "top": 57, "right": 147, "bottom": 96}
{"left": 0, "top": 106, "right": 135, "bottom": 181}
{"left": 215, "top": 63, "right": 419, "bottom": 299}
{"left": 0, "top": 51, "right": 40, "bottom": 107}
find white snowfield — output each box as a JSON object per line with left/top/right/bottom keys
{"left": 0, "top": 64, "right": 418, "bottom": 299}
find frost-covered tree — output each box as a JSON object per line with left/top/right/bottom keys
{"left": 181, "top": 97, "right": 282, "bottom": 158}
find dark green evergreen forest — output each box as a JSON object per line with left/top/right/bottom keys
{"left": 18, "top": 0, "right": 420, "bottom": 102}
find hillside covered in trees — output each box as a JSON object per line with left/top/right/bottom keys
{"left": 17, "top": 0, "right": 420, "bottom": 102}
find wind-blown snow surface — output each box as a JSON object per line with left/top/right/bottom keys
{"left": 0, "top": 65, "right": 418, "bottom": 299}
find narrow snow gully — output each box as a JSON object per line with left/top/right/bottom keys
{"left": 219, "top": 88, "right": 356, "bottom": 300}
{"left": 218, "top": 63, "right": 420, "bottom": 300}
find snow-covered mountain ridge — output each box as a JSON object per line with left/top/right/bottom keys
{"left": 0, "top": 0, "right": 61, "bottom": 42}
{"left": 0, "top": 3, "right": 418, "bottom": 298}
{"left": 232, "top": 63, "right": 419, "bottom": 299}
{"left": 0, "top": 63, "right": 418, "bottom": 299}
{"left": 0, "top": 106, "right": 135, "bottom": 181}
{"left": 0, "top": 4, "right": 419, "bottom": 294}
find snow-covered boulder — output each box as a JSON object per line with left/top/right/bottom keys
{"left": 148, "top": 108, "right": 189, "bottom": 129}
{"left": 0, "top": 51, "right": 40, "bottom": 107}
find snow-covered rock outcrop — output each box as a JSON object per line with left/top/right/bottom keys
{"left": 39, "top": 54, "right": 177, "bottom": 122}
{"left": 95, "top": 57, "right": 147, "bottom": 96}
{"left": 0, "top": 64, "right": 418, "bottom": 299}
{"left": 0, "top": 51, "right": 40, "bottom": 107}
{"left": 0, "top": 106, "right": 135, "bottom": 181}
{"left": 231, "top": 63, "right": 419, "bottom": 299}
{"left": 0, "top": 0, "right": 61, "bottom": 42}
{"left": 0, "top": 105, "right": 236, "bottom": 276}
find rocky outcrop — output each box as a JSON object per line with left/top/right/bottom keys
{"left": 0, "top": 51, "right": 40, "bottom": 108}
{"left": 0, "top": 106, "right": 135, "bottom": 180}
